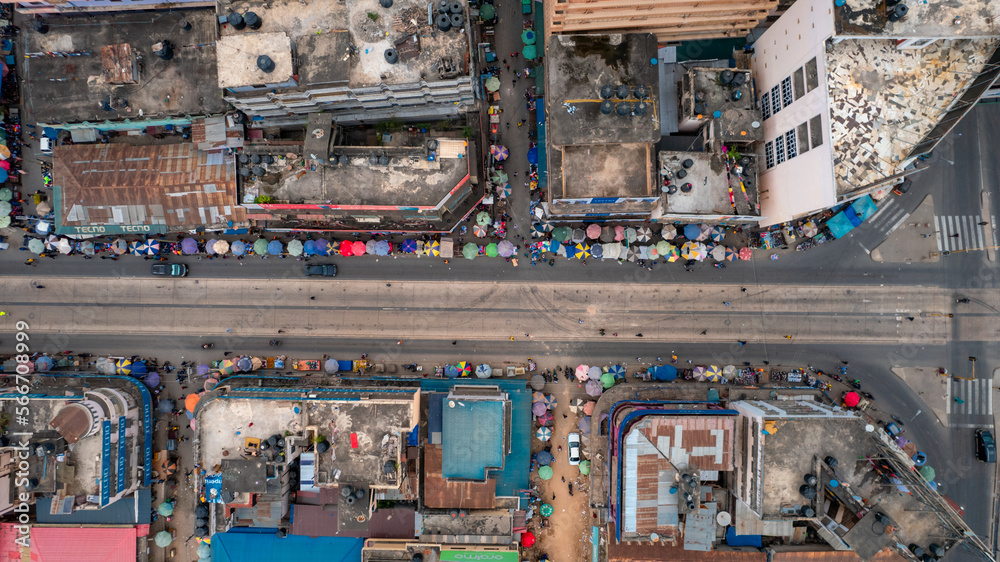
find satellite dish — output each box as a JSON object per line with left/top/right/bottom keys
{"left": 649, "top": 532, "right": 659, "bottom": 541}
{"left": 865, "top": 424, "right": 875, "bottom": 432}
{"left": 448, "top": 400, "right": 456, "bottom": 408}
{"left": 717, "top": 511, "right": 732, "bottom": 526}
{"left": 751, "top": 121, "right": 761, "bottom": 128}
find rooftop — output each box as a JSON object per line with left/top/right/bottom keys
{"left": 828, "top": 39, "right": 998, "bottom": 194}
{"left": 422, "top": 444, "right": 496, "bottom": 509}
{"left": 833, "top": 0, "right": 1000, "bottom": 38}
{"left": 216, "top": 32, "right": 295, "bottom": 89}
{"left": 658, "top": 151, "right": 759, "bottom": 218}
{"left": 21, "top": 9, "right": 226, "bottom": 124}
{"left": 546, "top": 34, "right": 660, "bottom": 146}
{"left": 0, "top": 524, "right": 138, "bottom": 562}
{"left": 555, "top": 143, "right": 652, "bottom": 201}
{"left": 246, "top": 137, "right": 470, "bottom": 209}
{"left": 680, "top": 68, "right": 762, "bottom": 143}
{"left": 440, "top": 396, "right": 507, "bottom": 481}
{"left": 221, "top": 0, "right": 470, "bottom": 90}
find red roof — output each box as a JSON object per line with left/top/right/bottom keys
{"left": 1, "top": 524, "right": 137, "bottom": 562}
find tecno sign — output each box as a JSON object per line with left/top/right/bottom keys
{"left": 439, "top": 551, "right": 518, "bottom": 562}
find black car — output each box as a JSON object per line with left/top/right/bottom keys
{"left": 975, "top": 429, "right": 995, "bottom": 463}
{"left": 892, "top": 177, "right": 912, "bottom": 196}
{"left": 305, "top": 264, "right": 337, "bottom": 277}
{"left": 151, "top": 263, "right": 188, "bottom": 277}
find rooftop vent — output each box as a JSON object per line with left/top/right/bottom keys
{"left": 616, "top": 101, "right": 631, "bottom": 116}
{"left": 257, "top": 55, "right": 276, "bottom": 73}
{"left": 152, "top": 40, "right": 173, "bottom": 61}
{"left": 380, "top": 0, "right": 394, "bottom": 7}
{"left": 385, "top": 48, "right": 399, "bottom": 64}
{"left": 888, "top": 3, "right": 908, "bottom": 21}
{"left": 244, "top": 11, "right": 262, "bottom": 30}
{"left": 615, "top": 84, "right": 629, "bottom": 99}
{"left": 437, "top": 13, "right": 452, "bottom": 31}
{"left": 227, "top": 12, "right": 246, "bottom": 30}
{"left": 600, "top": 84, "right": 614, "bottom": 99}
{"left": 600, "top": 100, "right": 613, "bottom": 114}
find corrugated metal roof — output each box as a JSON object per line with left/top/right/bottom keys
{"left": 0, "top": 524, "right": 138, "bottom": 562}
{"left": 423, "top": 444, "right": 496, "bottom": 509}
{"left": 772, "top": 549, "right": 906, "bottom": 561}
{"left": 54, "top": 142, "right": 242, "bottom": 230}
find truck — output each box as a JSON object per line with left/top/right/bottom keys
{"left": 522, "top": 0, "right": 532, "bottom": 14}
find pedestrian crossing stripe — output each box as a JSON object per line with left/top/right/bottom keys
{"left": 935, "top": 215, "right": 987, "bottom": 252}
{"left": 867, "top": 199, "right": 909, "bottom": 234}
{"left": 946, "top": 377, "right": 993, "bottom": 417}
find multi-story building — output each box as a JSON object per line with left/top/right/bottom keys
{"left": 751, "top": 0, "right": 1000, "bottom": 226}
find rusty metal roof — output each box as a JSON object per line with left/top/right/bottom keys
{"left": 423, "top": 444, "right": 496, "bottom": 509}
{"left": 772, "top": 549, "right": 906, "bottom": 562}
{"left": 54, "top": 143, "right": 243, "bottom": 231}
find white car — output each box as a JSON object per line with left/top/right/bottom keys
{"left": 39, "top": 136, "right": 53, "bottom": 154}
{"left": 567, "top": 432, "right": 581, "bottom": 465}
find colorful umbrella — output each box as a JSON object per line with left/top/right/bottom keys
{"left": 536, "top": 428, "right": 553, "bottom": 444}
{"left": 635, "top": 226, "right": 652, "bottom": 242}
{"left": 697, "top": 224, "right": 714, "bottom": 241}
{"left": 253, "top": 238, "right": 269, "bottom": 255}
{"left": 402, "top": 239, "right": 418, "bottom": 253}
{"left": 473, "top": 224, "right": 488, "bottom": 237}
{"left": 586, "top": 224, "right": 601, "bottom": 240}
{"left": 425, "top": 240, "right": 439, "bottom": 257}
{"left": 725, "top": 246, "right": 738, "bottom": 261}
{"left": 219, "top": 359, "right": 236, "bottom": 375}
{"left": 681, "top": 241, "right": 703, "bottom": 260}
{"left": 608, "top": 364, "right": 626, "bottom": 378}
{"left": 457, "top": 361, "right": 472, "bottom": 376}
{"left": 572, "top": 243, "right": 590, "bottom": 259}
{"left": 661, "top": 225, "right": 677, "bottom": 240}
{"left": 705, "top": 365, "right": 723, "bottom": 382}
{"left": 115, "top": 359, "right": 133, "bottom": 374}
{"left": 537, "top": 466, "right": 553, "bottom": 480}
{"left": 485, "top": 243, "right": 498, "bottom": 257}
{"left": 521, "top": 28, "right": 536, "bottom": 45}
{"left": 316, "top": 238, "right": 332, "bottom": 256}
{"left": 532, "top": 391, "right": 547, "bottom": 404}
{"left": 710, "top": 226, "right": 726, "bottom": 242}
{"left": 129, "top": 240, "right": 145, "bottom": 255}
{"left": 490, "top": 145, "right": 509, "bottom": 161}
{"left": 462, "top": 243, "right": 478, "bottom": 260}
{"left": 802, "top": 221, "right": 820, "bottom": 238}
{"left": 539, "top": 503, "right": 553, "bottom": 516}
{"left": 286, "top": 239, "right": 303, "bottom": 256}
{"left": 497, "top": 240, "right": 515, "bottom": 257}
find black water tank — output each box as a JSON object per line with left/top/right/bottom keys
{"left": 356, "top": 489, "right": 366, "bottom": 499}
{"left": 732, "top": 72, "right": 746, "bottom": 87}
{"left": 233, "top": 111, "right": 247, "bottom": 124}
{"left": 680, "top": 183, "right": 692, "bottom": 193}
{"left": 228, "top": 12, "right": 246, "bottom": 30}
{"left": 676, "top": 169, "right": 687, "bottom": 179}
{"left": 909, "top": 545, "right": 925, "bottom": 558}
{"left": 178, "top": 19, "right": 192, "bottom": 31}
{"left": 800, "top": 506, "right": 816, "bottom": 517}
{"left": 694, "top": 91, "right": 706, "bottom": 102}
{"left": 385, "top": 49, "right": 399, "bottom": 64}
{"left": 250, "top": 154, "right": 262, "bottom": 164}
{"left": 412, "top": 554, "right": 424, "bottom": 562}
{"left": 244, "top": 11, "right": 262, "bottom": 30}
{"left": 929, "top": 544, "right": 945, "bottom": 558}
{"left": 616, "top": 84, "right": 629, "bottom": 99}
{"left": 239, "top": 154, "right": 250, "bottom": 164}
{"left": 317, "top": 441, "right": 329, "bottom": 453}
{"left": 720, "top": 69, "right": 735, "bottom": 84}
{"left": 438, "top": 0, "right": 449, "bottom": 12}
{"left": 799, "top": 485, "right": 817, "bottom": 499}
{"left": 257, "top": 55, "right": 275, "bottom": 73}
{"left": 384, "top": 460, "right": 396, "bottom": 473}
{"left": 437, "top": 13, "right": 452, "bottom": 31}
{"left": 634, "top": 84, "right": 649, "bottom": 99}
{"left": 380, "top": 0, "right": 394, "bottom": 7}
{"left": 600, "top": 84, "right": 614, "bottom": 99}
{"left": 340, "top": 155, "right": 351, "bottom": 166}
{"left": 633, "top": 102, "right": 647, "bottom": 116}
{"left": 600, "top": 100, "right": 613, "bottom": 114}
{"left": 152, "top": 40, "right": 173, "bottom": 61}
{"left": 450, "top": 1, "right": 463, "bottom": 13}
{"left": 239, "top": 167, "right": 252, "bottom": 178}
{"left": 694, "top": 102, "right": 706, "bottom": 115}
{"left": 379, "top": 155, "right": 390, "bottom": 166}
{"left": 267, "top": 435, "right": 278, "bottom": 446}
{"left": 804, "top": 474, "right": 818, "bottom": 486}
{"left": 825, "top": 456, "right": 839, "bottom": 468}
{"left": 682, "top": 159, "right": 694, "bottom": 169}
{"left": 888, "top": 3, "right": 908, "bottom": 21}
{"left": 450, "top": 13, "right": 463, "bottom": 28}
{"left": 195, "top": 526, "right": 209, "bottom": 537}
{"left": 667, "top": 184, "right": 678, "bottom": 195}
{"left": 263, "top": 155, "right": 274, "bottom": 164}
{"left": 616, "top": 102, "right": 631, "bottom": 116}
{"left": 345, "top": 496, "right": 355, "bottom": 505}
{"left": 341, "top": 486, "right": 353, "bottom": 497}
{"left": 195, "top": 505, "right": 209, "bottom": 518}
{"left": 739, "top": 156, "right": 751, "bottom": 166}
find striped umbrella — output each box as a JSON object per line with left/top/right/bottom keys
{"left": 536, "top": 427, "right": 552, "bottom": 441}
{"left": 635, "top": 226, "right": 652, "bottom": 242}
{"left": 146, "top": 240, "right": 161, "bottom": 255}
{"left": 710, "top": 226, "right": 726, "bottom": 242}
{"left": 681, "top": 241, "right": 701, "bottom": 260}
{"left": 425, "top": 240, "right": 439, "bottom": 257}
{"left": 474, "top": 224, "right": 488, "bottom": 237}
{"left": 693, "top": 366, "right": 708, "bottom": 381}
{"left": 608, "top": 364, "right": 626, "bottom": 379}
{"left": 402, "top": 239, "right": 418, "bottom": 253}
{"left": 705, "top": 365, "right": 723, "bottom": 382}
{"left": 129, "top": 240, "right": 145, "bottom": 255}
{"left": 572, "top": 243, "right": 590, "bottom": 260}
{"left": 725, "top": 246, "right": 738, "bottom": 261}
{"left": 661, "top": 225, "right": 677, "bottom": 240}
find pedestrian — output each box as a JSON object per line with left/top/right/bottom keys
{"left": 723, "top": 301, "right": 730, "bottom": 307}
{"left": 841, "top": 361, "right": 849, "bottom": 365}
{"left": 738, "top": 340, "right": 746, "bottom": 345}
{"left": 502, "top": 58, "right": 507, "bottom": 64}
{"left": 979, "top": 221, "right": 988, "bottom": 226}
{"left": 906, "top": 316, "right": 914, "bottom": 321}
{"left": 785, "top": 335, "right": 793, "bottom": 339}
{"left": 950, "top": 233, "right": 960, "bottom": 238}
{"left": 636, "top": 333, "right": 643, "bottom": 337}
{"left": 512, "top": 79, "right": 517, "bottom": 86}
{"left": 741, "top": 287, "right": 747, "bottom": 292}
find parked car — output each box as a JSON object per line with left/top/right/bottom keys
{"left": 39, "top": 136, "right": 53, "bottom": 155}
{"left": 567, "top": 432, "right": 581, "bottom": 465}
{"left": 892, "top": 177, "right": 912, "bottom": 196}
{"left": 151, "top": 263, "right": 188, "bottom": 277}
{"left": 305, "top": 264, "right": 337, "bottom": 277}
{"left": 975, "top": 429, "right": 995, "bottom": 463}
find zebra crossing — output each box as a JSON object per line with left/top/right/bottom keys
{"left": 935, "top": 215, "right": 988, "bottom": 252}
{"left": 946, "top": 376, "right": 994, "bottom": 419}
{"left": 866, "top": 198, "right": 910, "bottom": 236}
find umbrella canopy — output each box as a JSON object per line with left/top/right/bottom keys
{"left": 552, "top": 226, "right": 572, "bottom": 242}
{"left": 536, "top": 450, "right": 554, "bottom": 465}
{"left": 537, "top": 466, "right": 553, "bottom": 480}
{"left": 844, "top": 391, "right": 860, "bottom": 407}
{"left": 583, "top": 401, "right": 596, "bottom": 415}
{"left": 601, "top": 372, "right": 615, "bottom": 388}
{"left": 724, "top": 246, "right": 738, "bottom": 261}
{"left": 144, "top": 372, "right": 161, "bottom": 388}
{"left": 324, "top": 358, "right": 340, "bottom": 374}
{"left": 588, "top": 365, "right": 601, "bottom": 380}
{"left": 802, "top": 221, "right": 820, "bottom": 238}
{"left": 237, "top": 357, "right": 252, "bottom": 372}
{"left": 530, "top": 374, "right": 545, "bottom": 390}
{"left": 0, "top": 216, "right": 9, "bottom": 228}
{"left": 600, "top": 225, "right": 615, "bottom": 242}
{"left": 710, "top": 226, "right": 726, "bottom": 242}
{"left": 711, "top": 245, "right": 727, "bottom": 261}
{"left": 527, "top": 146, "right": 538, "bottom": 165}
{"left": 338, "top": 239, "right": 353, "bottom": 257}
{"left": 462, "top": 243, "right": 478, "bottom": 260}
{"left": 521, "top": 28, "right": 536, "bottom": 45}
{"left": 919, "top": 465, "right": 936, "bottom": 482}
{"left": 532, "top": 391, "right": 547, "bottom": 404}
{"left": 568, "top": 398, "right": 584, "bottom": 414}
{"left": 445, "top": 365, "right": 460, "bottom": 378}
{"left": 490, "top": 145, "right": 509, "bottom": 161}
{"left": 157, "top": 502, "right": 175, "bottom": 516}
{"left": 575, "top": 364, "right": 590, "bottom": 381}
{"left": 625, "top": 227, "right": 638, "bottom": 244}
{"left": 661, "top": 225, "right": 677, "bottom": 240}
{"left": 571, "top": 228, "right": 586, "bottom": 243}
{"left": 219, "top": 359, "right": 236, "bottom": 374}
{"left": 473, "top": 224, "right": 488, "bottom": 238}
{"left": 353, "top": 240, "right": 368, "bottom": 256}
{"left": 181, "top": 238, "right": 199, "bottom": 254}
{"left": 636, "top": 226, "right": 652, "bottom": 242}
{"left": 705, "top": 365, "right": 723, "bottom": 382}
{"left": 579, "top": 459, "right": 591, "bottom": 475}
{"left": 197, "top": 364, "right": 211, "bottom": 376}
{"left": 485, "top": 243, "right": 498, "bottom": 257}
{"left": 522, "top": 531, "right": 536, "bottom": 548}
{"left": 523, "top": 44, "right": 537, "bottom": 60}
{"left": 603, "top": 242, "right": 622, "bottom": 260}
{"left": 231, "top": 240, "right": 247, "bottom": 255}
{"left": 129, "top": 240, "right": 145, "bottom": 255}
{"left": 267, "top": 239, "right": 283, "bottom": 255}
{"left": 424, "top": 240, "right": 438, "bottom": 257}
{"left": 57, "top": 238, "right": 72, "bottom": 254}
{"left": 681, "top": 241, "right": 704, "bottom": 260}
{"left": 198, "top": 543, "right": 212, "bottom": 559}
{"left": 586, "top": 224, "right": 601, "bottom": 239}
{"left": 28, "top": 238, "right": 44, "bottom": 254}
{"left": 532, "top": 401, "right": 547, "bottom": 416}
{"left": 476, "top": 211, "right": 492, "bottom": 226}
{"left": 655, "top": 240, "right": 673, "bottom": 258}
{"left": 401, "top": 239, "right": 418, "bottom": 253}
{"left": 475, "top": 364, "right": 492, "bottom": 378}
{"left": 34, "top": 356, "right": 53, "bottom": 372}
{"left": 115, "top": 359, "right": 133, "bottom": 375}
{"left": 157, "top": 399, "right": 175, "bottom": 413}
{"left": 591, "top": 244, "right": 604, "bottom": 259}
{"left": 585, "top": 379, "right": 603, "bottom": 397}
{"left": 608, "top": 364, "right": 626, "bottom": 378}
{"left": 154, "top": 531, "right": 173, "bottom": 547}
{"left": 286, "top": 239, "right": 304, "bottom": 256}
{"left": 302, "top": 240, "right": 318, "bottom": 256}
{"left": 543, "top": 393, "right": 557, "bottom": 409}
{"left": 484, "top": 75, "right": 501, "bottom": 92}
{"left": 185, "top": 393, "right": 201, "bottom": 412}
{"left": 0, "top": 187, "right": 10, "bottom": 201}
{"left": 540, "top": 503, "right": 554, "bottom": 517}
{"left": 497, "top": 240, "right": 515, "bottom": 257}
{"left": 739, "top": 247, "right": 753, "bottom": 260}
{"left": 316, "top": 238, "right": 332, "bottom": 256}
{"left": 374, "top": 240, "right": 391, "bottom": 256}
{"left": 572, "top": 243, "right": 590, "bottom": 260}
{"left": 253, "top": 238, "right": 269, "bottom": 255}
{"left": 578, "top": 416, "right": 592, "bottom": 433}
{"left": 205, "top": 239, "right": 219, "bottom": 255}
{"left": 457, "top": 361, "right": 472, "bottom": 377}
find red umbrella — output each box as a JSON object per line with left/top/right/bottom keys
{"left": 739, "top": 247, "right": 753, "bottom": 260}
{"left": 586, "top": 224, "right": 601, "bottom": 239}
{"left": 521, "top": 531, "right": 536, "bottom": 548}
{"left": 339, "top": 240, "right": 354, "bottom": 256}
{"left": 844, "top": 391, "right": 860, "bottom": 407}
{"left": 583, "top": 401, "right": 596, "bottom": 415}
{"left": 352, "top": 240, "right": 366, "bottom": 256}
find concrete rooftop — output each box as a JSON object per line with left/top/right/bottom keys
{"left": 546, "top": 34, "right": 660, "bottom": 146}
{"left": 216, "top": 32, "right": 295, "bottom": 89}
{"left": 827, "top": 38, "right": 998, "bottom": 193}
{"left": 659, "top": 151, "right": 759, "bottom": 217}
{"left": 222, "top": 0, "right": 470, "bottom": 89}
{"left": 559, "top": 143, "right": 652, "bottom": 199}
{"left": 834, "top": 0, "right": 1000, "bottom": 38}
{"left": 682, "top": 68, "right": 763, "bottom": 143}
{"left": 21, "top": 9, "right": 226, "bottom": 124}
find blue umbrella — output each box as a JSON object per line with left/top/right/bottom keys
{"left": 527, "top": 147, "right": 538, "bottom": 165}
{"left": 197, "top": 364, "right": 211, "bottom": 376}
{"left": 157, "top": 399, "right": 175, "bottom": 413}
{"left": 181, "top": 238, "right": 199, "bottom": 254}
{"left": 608, "top": 364, "right": 626, "bottom": 379}
{"left": 684, "top": 224, "right": 701, "bottom": 240}
{"left": 237, "top": 357, "right": 252, "bottom": 372}
{"left": 536, "top": 450, "right": 554, "bottom": 465}
{"left": 402, "top": 239, "right": 418, "bottom": 253}
{"left": 303, "top": 240, "right": 317, "bottom": 255}
{"left": 34, "top": 356, "right": 54, "bottom": 372}
{"left": 205, "top": 239, "right": 219, "bottom": 254}
{"left": 144, "top": 372, "right": 161, "bottom": 388}
{"left": 129, "top": 240, "right": 145, "bottom": 255}
{"left": 315, "top": 239, "right": 330, "bottom": 256}
{"left": 130, "top": 361, "right": 147, "bottom": 375}
{"left": 231, "top": 240, "right": 246, "bottom": 255}
{"left": 267, "top": 239, "right": 283, "bottom": 255}
{"left": 445, "top": 365, "right": 460, "bottom": 378}
{"left": 374, "top": 240, "right": 391, "bottom": 256}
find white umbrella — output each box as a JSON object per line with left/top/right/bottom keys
{"left": 57, "top": 238, "right": 72, "bottom": 254}
{"left": 636, "top": 226, "right": 652, "bottom": 243}
{"left": 661, "top": 225, "right": 677, "bottom": 240}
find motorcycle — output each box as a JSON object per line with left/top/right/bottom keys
{"left": 849, "top": 379, "right": 862, "bottom": 389}
{"left": 201, "top": 343, "right": 214, "bottom": 349}
{"left": 890, "top": 414, "right": 905, "bottom": 426}
{"left": 862, "top": 392, "right": 875, "bottom": 401}
{"left": 831, "top": 372, "right": 842, "bottom": 382}
{"left": 956, "top": 298, "right": 970, "bottom": 303}
{"left": 269, "top": 340, "right": 281, "bottom": 346}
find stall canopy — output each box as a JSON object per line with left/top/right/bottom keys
{"left": 649, "top": 365, "right": 678, "bottom": 381}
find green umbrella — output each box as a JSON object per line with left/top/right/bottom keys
{"left": 579, "top": 460, "right": 591, "bottom": 475}
{"left": 521, "top": 29, "right": 536, "bottom": 45}
{"left": 253, "top": 238, "right": 268, "bottom": 255}
{"left": 154, "top": 530, "right": 173, "bottom": 547}
{"left": 0, "top": 216, "right": 9, "bottom": 228}
{"left": 286, "top": 239, "right": 304, "bottom": 256}
{"left": 197, "top": 543, "right": 212, "bottom": 559}
{"left": 523, "top": 44, "right": 537, "bottom": 60}
{"left": 539, "top": 503, "right": 554, "bottom": 517}
{"left": 491, "top": 171, "right": 508, "bottom": 184}
{"left": 600, "top": 372, "right": 615, "bottom": 389}
{"left": 462, "top": 243, "right": 478, "bottom": 260}
{"left": 919, "top": 465, "right": 935, "bottom": 482}
{"left": 157, "top": 501, "right": 174, "bottom": 516}
{"left": 476, "top": 211, "right": 492, "bottom": 226}
{"left": 0, "top": 187, "right": 11, "bottom": 201}
{"left": 479, "top": 3, "right": 495, "bottom": 19}
{"left": 552, "top": 226, "right": 572, "bottom": 242}
{"left": 485, "top": 76, "right": 501, "bottom": 92}
{"left": 28, "top": 238, "right": 45, "bottom": 254}
{"left": 0, "top": 201, "right": 10, "bottom": 215}
{"left": 538, "top": 465, "right": 553, "bottom": 480}
{"left": 485, "top": 243, "right": 498, "bottom": 257}
{"left": 656, "top": 240, "right": 673, "bottom": 257}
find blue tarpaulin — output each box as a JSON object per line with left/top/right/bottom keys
{"left": 826, "top": 211, "right": 856, "bottom": 239}
{"left": 213, "top": 527, "right": 362, "bottom": 562}
{"left": 337, "top": 360, "right": 353, "bottom": 372}
{"left": 725, "top": 526, "right": 762, "bottom": 547}
{"left": 852, "top": 194, "right": 877, "bottom": 220}
{"left": 649, "top": 365, "right": 678, "bottom": 381}
{"left": 527, "top": 146, "right": 538, "bottom": 165}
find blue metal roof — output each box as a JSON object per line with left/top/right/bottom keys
{"left": 211, "top": 527, "right": 363, "bottom": 562}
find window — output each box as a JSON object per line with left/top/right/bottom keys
{"left": 781, "top": 77, "right": 793, "bottom": 107}
{"left": 765, "top": 141, "right": 775, "bottom": 169}
{"left": 793, "top": 67, "right": 805, "bottom": 99}
{"left": 771, "top": 85, "right": 781, "bottom": 116}
{"left": 797, "top": 123, "right": 809, "bottom": 154}
{"left": 761, "top": 91, "right": 771, "bottom": 120}
{"left": 775, "top": 136, "right": 786, "bottom": 164}
{"left": 785, "top": 130, "right": 797, "bottom": 159}
{"left": 805, "top": 57, "right": 819, "bottom": 92}
{"left": 809, "top": 114, "right": 824, "bottom": 149}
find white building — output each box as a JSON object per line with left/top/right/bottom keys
{"left": 752, "top": 0, "right": 1000, "bottom": 226}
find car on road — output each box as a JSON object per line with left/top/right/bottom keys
{"left": 567, "top": 432, "right": 581, "bottom": 465}
{"left": 39, "top": 136, "right": 54, "bottom": 155}
{"left": 151, "top": 263, "right": 188, "bottom": 277}
{"left": 975, "top": 429, "right": 995, "bottom": 463}
{"left": 892, "top": 177, "right": 912, "bottom": 196}
{"left": 305, "top": 264, "right": 337, "bottom": 277}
